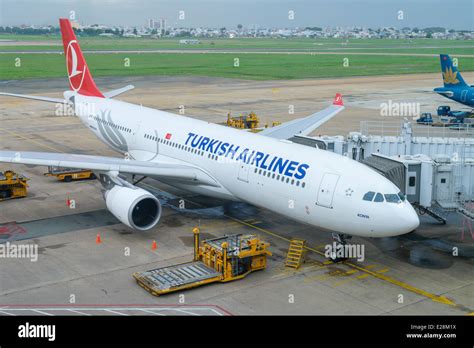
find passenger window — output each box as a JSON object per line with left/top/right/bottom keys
{"left": 363, "top": 191, "right": 375, "bottom": 201}
{"left": 374, "top": 193, "right": 384, "bottom": 202}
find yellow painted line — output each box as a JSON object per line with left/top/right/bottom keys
{"left": 376, "top": 268, "right": 390, "bottom": 274}
{"left": 345, "top": 261, "right": 456, "bottom": 306}
{"left": 225, "top": 215, "right": 458, "bottom": 307}
{"left": 357, "top": 274, "right": 370, "bottom": 280}
{"left": 333, "top": 278, "right": 357, "bottom": 287}
{"left": 0, "top": 127, "right": 63, "bottom": 153}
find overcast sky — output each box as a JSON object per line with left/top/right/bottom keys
{"left": 1, "top": 0, "right": 473, "bottom": 30}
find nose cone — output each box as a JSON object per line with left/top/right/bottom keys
{"left": 401, "top": 203, "right": 420, "bottom": 234}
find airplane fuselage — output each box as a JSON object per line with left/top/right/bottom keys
{"left": 73, "top": 93, "right": 419, "bottom": 237}
{"left": 434, "top": 86, "right": 474, "bottom": 107}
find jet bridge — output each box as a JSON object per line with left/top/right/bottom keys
{"left": 361, "top": 155, "right": 406, "bottom": 194}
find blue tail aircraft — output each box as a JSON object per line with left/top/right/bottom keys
{"left": 434, "top": 54, "right": 474, "bottom": 107}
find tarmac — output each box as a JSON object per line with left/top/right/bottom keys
{"left": 0, "top": 73, "right": 473, "bottom": 315}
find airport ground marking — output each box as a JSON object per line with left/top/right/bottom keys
{"left": 0, "top": 127, "right": 63, "bottom": 153}
{"left": 226, "top": 215, "right": 458, "bottom": 308}
{"left": 9, "top": 130, "right": 456, "bottom": 311}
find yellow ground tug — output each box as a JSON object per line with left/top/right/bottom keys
{"left": 226, "top": 111, "right": 260, "bottom": 129}
{"left": 133, "top": 228, "right": 272, "bottom": 296}
{"left": 0, "top": 170, "right": 29, "bottom": 201}
{"left": 44, "top": 166, "right": 96, "bottom": 182}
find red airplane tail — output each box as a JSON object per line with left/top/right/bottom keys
{"left": 59, "top": 18, "right": 104, "bottom": 97}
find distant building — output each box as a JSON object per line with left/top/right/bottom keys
{"left": 70, "top": 20, "right": 80, "bottom": 29}
{"left": 147, "top": 18, "right": 155, "bottom": 29}
{"left": 179, "top": 39, "right": 200, "bottom": 44}
{"left": 160, "top": 18, "right": 166, "bottom": 35}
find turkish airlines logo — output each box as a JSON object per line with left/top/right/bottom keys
{"left": 66, "top": 40, "right": 86, "bottom": 91}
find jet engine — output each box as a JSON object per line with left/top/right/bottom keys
{"left": 105, "top": 185, "right": 161, "bottom": 231}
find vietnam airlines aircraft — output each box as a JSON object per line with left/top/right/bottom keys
{"left": 0, "top": 19, "right": 419, "bottom": 248}
{"left": 434, "top": 54, "right": 474, "bottom": 107}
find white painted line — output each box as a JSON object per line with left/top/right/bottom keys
{"left": 173, "top": 308, "right": 200, "bottom": 316}
{"left": 139, "top": 309, "right": 166, "bottom": 316}
{"left": 66, "top": 309, "right": 91, "bottom": 316}
{"left": 209, "top": 308, "right": 224, "bottom": 316}
{"left": 104, "top": 309, "right": 128, "bottom": 316}
{"left": 32, "top": 309, "right": 53, "bottom": 316}
{"left": 0, "top": 310, "right": 15, "bottom": 316}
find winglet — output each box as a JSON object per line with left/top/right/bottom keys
{"left": 333, "top": 93, "right": 343, "bottom": 106}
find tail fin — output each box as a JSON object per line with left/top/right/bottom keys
{"left": 440, "top": 54, "right": 467, "bottom": 87}
{"left": 59, "top": 18, "right": 104, "bottom": 97}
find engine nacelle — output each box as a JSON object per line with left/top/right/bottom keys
{"left": 105, "top": 186, "right": 161, "bottom": 231}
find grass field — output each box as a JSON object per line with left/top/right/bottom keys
{"left": 1, "top": 35, "right": 473, "bottom": 55}
{"left": 0, "top": 36, "right": 473, "bottom": 80}
{"left": 2, "top": 52, "right": 473, "bottom": 81}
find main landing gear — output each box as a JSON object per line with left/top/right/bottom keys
{"left": 328, "top": 233, "right": 352, "bottom": 263}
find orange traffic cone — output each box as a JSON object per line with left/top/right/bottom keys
{"left": 151, "top": 240, "right": 157, "bottom": 250}
{"left": 96, "top": 233, "right": 102, "bottom": 244}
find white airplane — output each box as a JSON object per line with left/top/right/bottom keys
{"left": 0, "top": 19, "right": 419, "bottom": 250}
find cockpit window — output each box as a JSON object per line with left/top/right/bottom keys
{"left": 398, "top": 192, "right": 406, "bottom": 201}
{"left": 363, "top": 191, "right": 375, "bottom": 201}
{"left": 374, "top": 193, "right": 384, "bottom": 202}
{"left": 384, "top": 194, "right": 401, "bottom": 203}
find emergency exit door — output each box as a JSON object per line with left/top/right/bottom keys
{"left": 317, "top": 173, "right": 340, "bottom": 208}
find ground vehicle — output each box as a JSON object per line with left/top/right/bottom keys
{"left": 44, "top": 166, "right": 96, "bottom": 182}
{"left": 437, "top": 105, "right": 451, "bottom": 116}
{"left": 0, "top": 170, "right": 28, "bottom": 200}
{"left": 226, "top": 111, "right": 260, "bottom": 129}
{"left": 416, "top": 113, "right": 433, "bottom": 124}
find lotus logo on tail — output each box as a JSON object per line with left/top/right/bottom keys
{"left": 443, "top": 67, "right": 460, "bottom": 85}
{"left": 66, "top": 40, "right": 86, "bottom": 91}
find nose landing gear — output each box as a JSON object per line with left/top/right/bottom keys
{"left": 328, "top": 233, "right": 352, "bottom": 263}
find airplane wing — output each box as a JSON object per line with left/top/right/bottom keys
{"left": 103, "top": 85, "right": 135, "bottom": 98}
{"left": 0, "top": 151, "right": 219, "bottom": 187}
{"left": 258, "top": 93, "right": 344, "bottom": 140}
{"left": 0, "top": 85, "right": 135, "bottom": 103}
{"left": 0, "top": 92, "right": 65, "bottom": 104}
